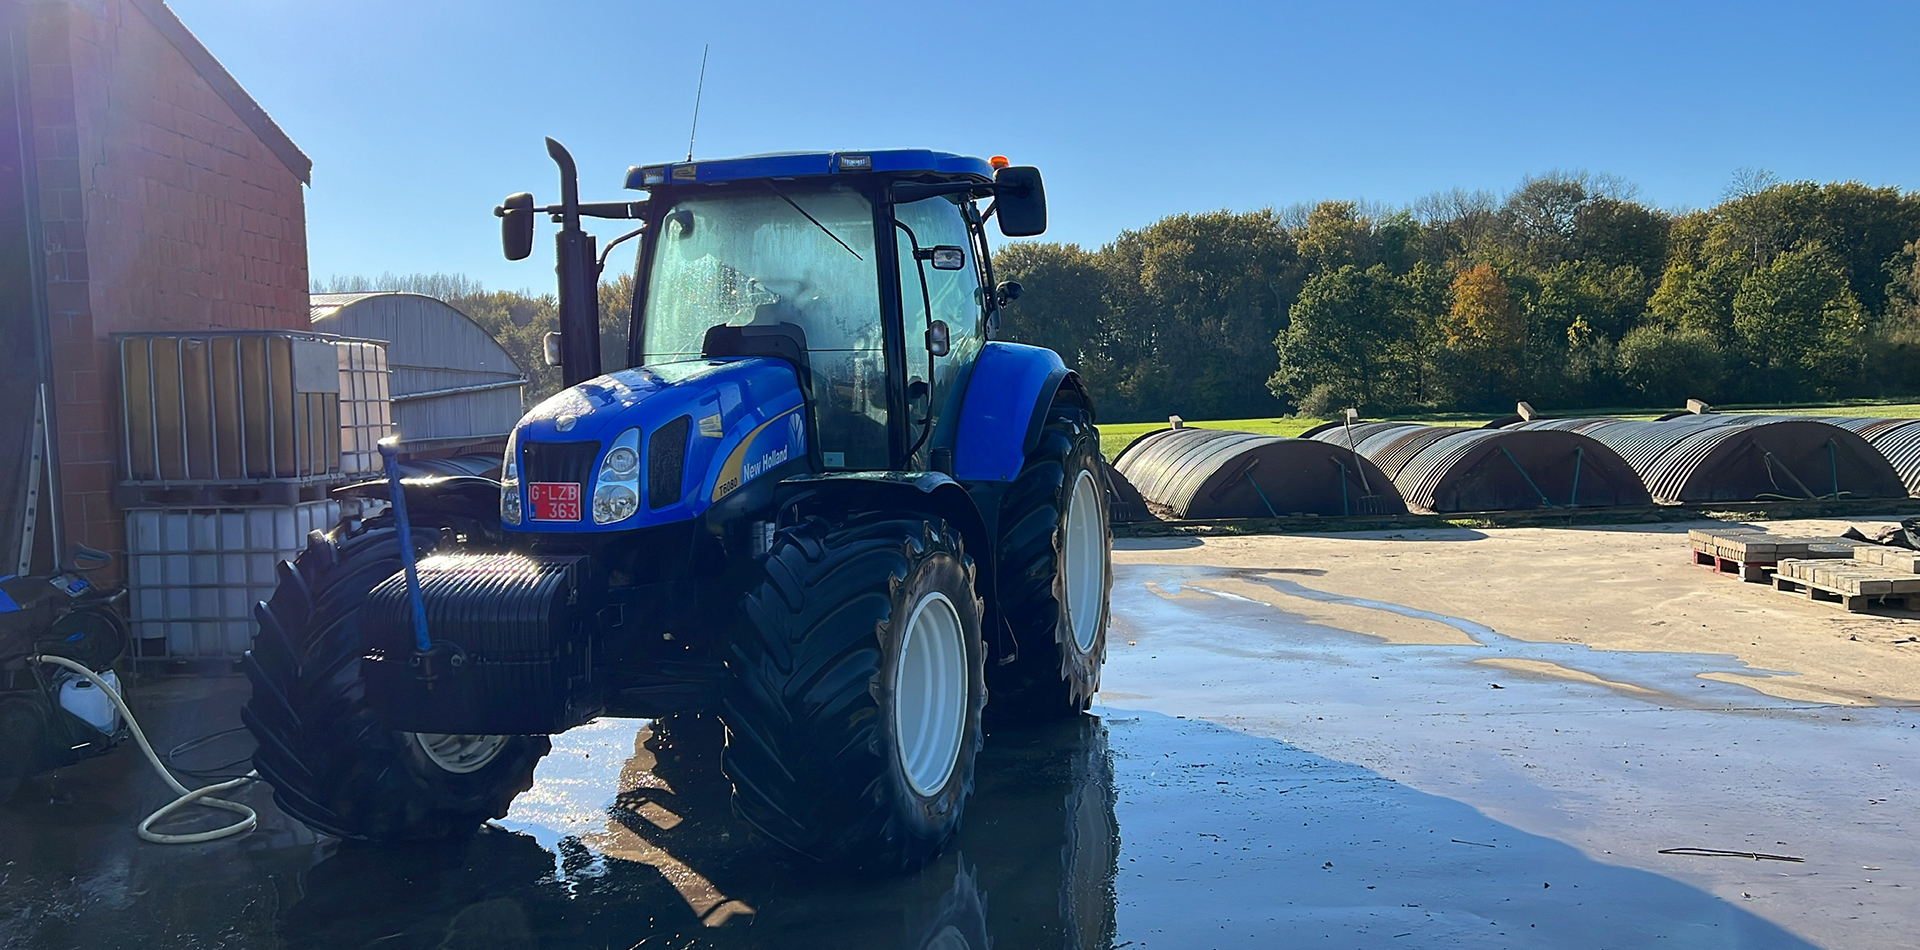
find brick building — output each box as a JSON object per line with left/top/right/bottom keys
{"left": 1, "top": 0, "right": 310, "bottom": 578}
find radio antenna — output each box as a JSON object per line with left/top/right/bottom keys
{"left": 686, "top": 45, "right": 709, "bottom": 162}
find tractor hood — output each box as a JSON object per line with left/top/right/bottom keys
{"left": 504, "top": 358, "right": 807, "bottom": 533}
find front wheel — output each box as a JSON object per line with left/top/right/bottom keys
{"left": 721, "top": 513, "right": 987, "bottom": 873}
{"left": 991, "top": 405, "right": 1112, "bottom": 719}
{"left": 241, "top": 515, "right": 549, "bottom": 841}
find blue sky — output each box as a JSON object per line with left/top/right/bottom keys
{"left": 169, "top": 0, "right": 1920, "bottom": 294}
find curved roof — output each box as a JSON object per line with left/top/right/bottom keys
{"left": 310, "top": 292, "right": 527, "bottom": 447}
{"left": 1310, "top": 424, "right": 1648, "bottom": 513}
{"left": 1114, "top": 427, "right": 1404, "bottom": 519}
{"left": 1507, "top": 415, "right": 1905, "bottom": 503}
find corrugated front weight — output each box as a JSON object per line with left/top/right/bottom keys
{"left": 362, "top": 553, "right": 598, "bottom": 734}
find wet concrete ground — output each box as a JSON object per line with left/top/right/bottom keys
{"left": 2, "top": 556, "right": 1915, "bottom": 948}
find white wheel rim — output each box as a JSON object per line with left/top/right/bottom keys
{"left": 893, "top": 590, "right": 968, "bottom": 798}
{"left": 411, "top": 732, "right": 510, "bottom": 774}
{"left": 1063, "top": 469, "right": 1106, "bottom": 653}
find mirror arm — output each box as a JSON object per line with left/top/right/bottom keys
{"left": 540, "top": 200, "right": 645, "bottom": 220}
{"left": 596, "top": 224, "right": 646, "bottom": 274}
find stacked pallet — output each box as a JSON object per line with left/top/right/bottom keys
{"left": 1688, "top": 527, "right": 1858, "bottom": 582}
{"left": 1774, "top": 545, "right": 1920, "bottom": 612}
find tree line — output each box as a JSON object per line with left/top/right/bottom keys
{"left": 997, "top": 171, "right": 1920, "bottom": 420}
{"left": 319, "top": 170, "right": 1920, "bottom": 420}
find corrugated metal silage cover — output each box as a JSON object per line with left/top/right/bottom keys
{"left": 1758, "top": 416, "right": 1920, "bottom": 499}
{"left": 1864, "top": 422, "right": 1920, "bottom": 497}
{"left": 1508, "top": 415, "right": 1905, "bottom": 503}
{"left": 1352, "top": 426, "right": 1456, "bottom": 481}
{"left": 1314, "top": 423, "right": 1649, "bottom": 514}
{"left": 310, "top": 292, "right": 528, "bottom": 449}
{"left": 1298, "top": 420, "right": 1416, "bottom": 448}
{"left": 1112, "top": 427, "right": 1404, "bottom": 519}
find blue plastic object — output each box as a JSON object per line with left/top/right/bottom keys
{"left": 378, "top": 440, "right": 433, "bottom": 653}
{"left": 506, "top": 358, "right": 805, "bottom": 535}
{"left": 627, "top": 150, "right": 993, "bottom": 190}
{"left": 952, "top": 342, "right": 1071, "bottom": 483}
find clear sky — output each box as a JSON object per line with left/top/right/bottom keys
{"left": 169, "top": 0, "right": 1920, "bottom": 295}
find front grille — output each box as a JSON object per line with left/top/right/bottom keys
{"left": 648, "top": 415, "right": 690, "bottom": 509}
{"left": 522, "top": 441, "right": 600, "bottom": 485}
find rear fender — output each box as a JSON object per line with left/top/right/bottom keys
{"left": 952, "top": 342, "right": 1093, "bottom": 483}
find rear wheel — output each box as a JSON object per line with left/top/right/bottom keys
{"left": 721, "top": 512, "right": 986, "bottom": 873}
{"left": 242, "top": 514, "right": 548, "bottom": 841}
{"left": 991, "top": 405, "right": 1111, "bottom": 718}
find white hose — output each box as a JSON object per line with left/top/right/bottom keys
{"left": 27, "top": 655, "right": 257, "bottom": 844}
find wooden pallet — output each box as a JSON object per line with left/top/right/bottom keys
{"left": 1688, "top": 528, "right": 1858, "bottom": 583}
{"left": 1773, "top": 557, "right": 1920, "bottom": 612}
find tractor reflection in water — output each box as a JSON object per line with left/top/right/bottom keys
{"left": 278, "top": 714, "right": 1119, "bottom": 950}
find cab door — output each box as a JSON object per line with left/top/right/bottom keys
{"left": 892, "top": 196, "right": 987, "bottom": 470}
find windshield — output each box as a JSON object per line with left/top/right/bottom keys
{"left": 639, "top": 184, "right": 889, "bottom": 469}
{"left": 640, "top": 185, "right": 881, "bottom": 360}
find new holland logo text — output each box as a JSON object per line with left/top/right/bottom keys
{"left": 742, "top": 444, "right": 789, "bottom": 482}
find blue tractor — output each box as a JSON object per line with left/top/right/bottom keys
{"left": 242, "top": 142, "right": 1111, "bottom": 871}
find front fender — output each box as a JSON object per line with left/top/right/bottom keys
{"left": 334, "top": 474, "right": 502, "bottom": 523}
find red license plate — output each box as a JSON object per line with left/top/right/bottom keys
{"left": 528, "top": 482, "right": 582, "bottom": 522}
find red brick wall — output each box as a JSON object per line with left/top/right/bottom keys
{"left": 29, "top": 0, "right": 310, "bottom": 574}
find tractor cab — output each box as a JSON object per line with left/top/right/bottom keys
{"left": 503, "top": 147, "right": 1045, "bottom": 477}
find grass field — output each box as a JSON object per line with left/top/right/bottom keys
{"left": 1098, "top": 401, "right": 1920, "bottom": 459}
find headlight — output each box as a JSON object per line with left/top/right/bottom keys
{"left": 592, "top": 428, "right": 642, "bottom": 525}
{"left": 593, "top": 484, "right": 638, "bottom": 523}
{"left": 500, "top": 430, "right": 522, "bottom": 525}
{"left": 604, "top": 445, "right": 639, "bottom": 476}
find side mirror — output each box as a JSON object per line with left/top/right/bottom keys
{"left": 992, "top": 166, "right": 1047, "bottom": 237}
{"left": 996, "top": 280, "right": 1023, "bottom": 307}
{"left": 497, "top": 193, "right": 536, "bottom": 261}
{"left": 926, "top": 320, "right": 951, "bottom": 358}
{"left": 543, "top": 331, "right": 563, "bottom": 367}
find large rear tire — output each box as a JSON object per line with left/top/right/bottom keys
{"left": 721, "top": 512, "right": 986, "bottom": 873}
{"left": 990, "top": 406, "right": 1111, "bottom": 719}
{"left": 242, "top": 514, "right": 548, "bottom": 841}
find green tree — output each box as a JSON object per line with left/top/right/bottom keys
{"left": 1731, "top": 244, "right": 1869, "bottom": 393}
{"left": 1615, "top": 324, "right": 1725, "bottom": 405}
{"left": 1102, "top": 210, "right": 1298, "bottom": 419}
{"left": 992, "top": 242, "right": 1124, "bottom": 408}
{"left": 1295, "top": 201, "right": 1374, "bottom": 271}
{"left": 1271, "top": 265, "right": 1417, "bottom": 414}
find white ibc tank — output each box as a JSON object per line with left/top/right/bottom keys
{"left": 125, "top": 500, "right": 341, "bottom": 659}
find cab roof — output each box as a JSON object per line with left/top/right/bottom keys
{"left": 626, "top": 150, "right": 993, "bottom": 190}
